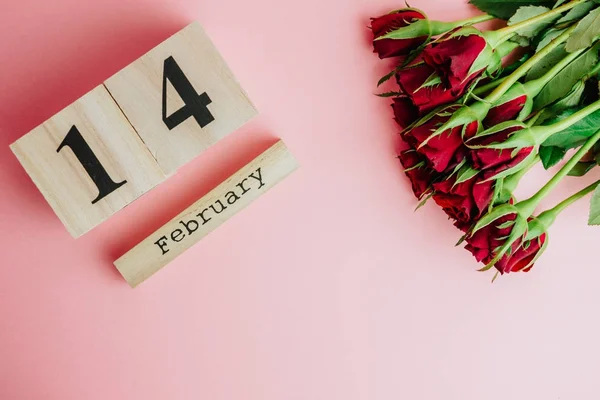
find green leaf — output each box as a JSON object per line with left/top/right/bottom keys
{"left": 511, "top": 34, "right": 533, "bottom": 46}
{"left": 455, "top": 165, "right": 480, "bottom": 185}
{"left": 542, "top": 107, "right": 600, "bottom": 148}
{"left": 568, "top": 161, "right": 596, "bottom": 176}
{"left": 556, "top": 2, "right": 596, "bottom": 24}
{"left": 469, "top": 0, "right": 555, "bottom": 20}
{"left": 375, "top": 91, "right": 403, "bottom": 98}
{"left": 566, "top": 7, "right": 600, "bottom": 52}
{"left": 588, "top": 184, "right": 600, "bottom": 225}
{"left": 508, "top": 6, "right": 557, "bottom": 38}
{"left": 550, "top": 79, "right": 586, "bottom": 111}
{"left": 526, "top": 45, "right": 568, "bottom": 81}
{"left": 534, "top": 45, "right": 600, "bottom": 109}
{"left": 418, "top": 72, "right": 442, "bottom": 90}
{"left": 539, "top": 145, "right": 567, "bottom": 168}
{"left": 377, "top": 66, "right": 401, "bottom": 87}
{"left": 535, "top": 27, "right": 566, "bottom": 52}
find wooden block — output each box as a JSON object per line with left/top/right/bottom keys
{"left": 10, "top": 86, "right": 167, "bottom": 238}
{"left": 104, "top": 22, "right": 258, "bottom": 175}
{"left": 114, "top": 140, "right": 298, "bottom": 287}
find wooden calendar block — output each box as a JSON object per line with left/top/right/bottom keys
{"left": 104, "top": 22, "right": 258, "bottom": 175}
{"left": 10, "top": 86, "right": 167, "bottom": 238}
{"left": 114, "top": 140, "right": 298, "bottom": 287}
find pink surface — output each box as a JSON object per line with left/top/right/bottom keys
{"left": 1, "top": 0, "right": 599, "bottom": 399}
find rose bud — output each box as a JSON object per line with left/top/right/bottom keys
{"left": 465, "top": 213, "right": 545, "bottom": 274}
{"left": 396, "top": 62, "right": 479, "bottom": 115}
{"left": 466, "top": 201, "right": 529, "bottom": 272}
{"left": 398, "top": 149, "right": 436, "bottom": 199}
{"left": 422, "top": 28, "right": 492, "bottom": 89}
{"left": 432, "top": 169, "right": 495, "bottom": 231}
{"left": 496, "top": 233, "right": 547, "bottom": 273}
{"left": 465, "top": 213, "right": 517, "bottom": 264}
{"left": 391, "top": 97, "right": 420, "bottom": 130}
{"left": 466, "top": 122, "right": 534, "bottom": 178}
{"left": 394, "top": 30, "right": 515, "bottom": 126}
{"left": 373, "top": 12, "right": 495, "bottom": 59}
{"left": 483, "top": 94, "right": 528, "bottom": 128}
{"left": 370, "top": 9, "right": 428, "bottom": 59}
{"left": 404, "top": 105, "right": 479, "bottom": 173}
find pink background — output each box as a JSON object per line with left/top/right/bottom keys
{"left": 1, "top": 0, "right": 599, "bottom": 398}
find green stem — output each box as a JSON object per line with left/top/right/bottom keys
{"left": 503, "top": 155, "right": 540, "bottom": 193}
{"left": 526, "top": 110, "right": 545, "bottom": 127}
{"left": 432, "top": 14, "right": 496, "bottom": 34}
{"left": 518, "top": 129, "right": 600, "bottom": 216}
{"left": 472, "top": 76, "right": 507, "bottom": 97}
{"left": 584, "top": 60, "right": 600, "bottom": 80}
{"left": 486, "top": 0, "right": 585, "bottom": 46}
{"left": 535, "top": 98, "right": 600, "bottom": 141}
{"left": 485, "top": 25, "right": 576, "bottom": 104}
{"left": 461, "top": 14, "right": 497, "bottom": 26}
{"left": 525, "top": 47, "right": 586, "bottom": 95}
{"left": 496, "top": 41, "right": 521, "bottom": 58}
{"left": 542, "top": 179, "right": 600, "bottom": 218}
{"left": 473, "top": 77, "right": 506, "bottom": 97}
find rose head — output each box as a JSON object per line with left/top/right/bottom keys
{"left": 422, "top": 30, "right": 488, "bottom": 88}
{"left": 484, "top": 95, "right": 528, "bottom": 128}
{"left": 466, "top": 123, "right": 534, "bottom": 178}
{"left": 396, "top": 62, "right": 478, "bottom": 114}
{"left": 391, "top": 97, "right": 420, "bottom": 130}
{"left": 466, "top": 214, "right": 546, "bottom": 274}
{"left": 371, "top": 9, "right": 428, "bottom": 59}
{"left": 404, "top": 106, "right": 478, "bottom": 173}
{"left": 496, "top": 233, "right": 547, "bottom": 273}
{"left": 432, "top": 171, "right": 494, "bottom": 231}
{"left": 398, "top": 149, "right": 436, "bottom": 199}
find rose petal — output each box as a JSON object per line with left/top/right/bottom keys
{"left": 371, "top": 10, "right": 428, "bottom": 59}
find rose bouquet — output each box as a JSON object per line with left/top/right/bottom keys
{"left": 370, "top": 0, "right": 600, "bottom": 278}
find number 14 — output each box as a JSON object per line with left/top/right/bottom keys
{"left": 57, "top": 56, "right": 215, "bottom": 204}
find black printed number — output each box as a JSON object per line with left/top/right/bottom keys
{"left": 162, "top": 56, "right": 214, "bottom": 130}
{"left": 57, "top": 126, "right": 127, "bottom": 204}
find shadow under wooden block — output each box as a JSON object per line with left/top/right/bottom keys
{"left": 10, "top": 85, "right": 167, "bottom": 238}
{"left": 104, "top": 21, "right": 258, "bottom": 176}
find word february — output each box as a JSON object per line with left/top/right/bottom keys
{"left": 154, "top": 168, "right": 265, "bottom": 255}
{"left": 114, "top": 140, "right": 299, "bottom": 287}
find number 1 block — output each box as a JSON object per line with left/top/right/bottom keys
{"left": 10, "top": 86, "right": 167, "bottom": 238}
{"left": 104, "top": 22, "right": 258, "bottom": 175}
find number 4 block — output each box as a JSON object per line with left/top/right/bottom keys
{"left": 104, "top": 22, "right": 258, "bottom": 175}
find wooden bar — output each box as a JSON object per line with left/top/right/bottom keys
{"left": 114, "top": 140, "right": 299, "bottom": 287}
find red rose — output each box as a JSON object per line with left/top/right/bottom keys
{"left": 422, "top": 32, "right": 488, "bottom": 88}
{"left": 466, "top": 214, "right": 517, "bottom": 263}
{"left": 398, "top": 149, "right": 436, "bottom": 199}
{"left": 467, "top": 125, "right": 533, "bottom": 176}
{"left": 483, "top": 95, "right": 528, "bottom": 128}
{"left": 496, "top": 234, "right": 547, "bottom": 273}
{"left": 371, "top": 10, "right": 428, "bottom": 59}
{"left": 396, "top": 62, "right": 478, "bottom": 114}
{"left": 391, "top": 97, "right": 420, "bottom": 130}
{"left": 404, "top": 107, "right": 478, "bottom": 173}
{"left": 466, "top": 214, "right": 546, "bottom": 274}
{"left": 432, "top": 172, "right": 494, "bottom": 231}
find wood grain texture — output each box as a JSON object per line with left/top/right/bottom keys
{"left": 104, "top": 22, "right": 258, "bottom": 175}
{"left": 114, "top": 140, "right": 298, "bottom": 287}
{"left": 10, "top": 86, "right": 167, "bottom": 238}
